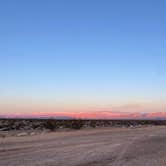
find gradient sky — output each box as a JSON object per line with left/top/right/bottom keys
{"left": 0, "top": 0, "right": 166, "bottom": 118}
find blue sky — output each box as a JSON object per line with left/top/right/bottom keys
{"left": 0, "top": 0, "right": 166, "bottom": 116}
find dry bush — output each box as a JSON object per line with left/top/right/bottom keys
{"left": 44, "top": 120, "right": 57, "bottom": 131}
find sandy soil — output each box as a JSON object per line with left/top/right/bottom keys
{"left": 0, "top": 126, "right": 166, "bottom": 166}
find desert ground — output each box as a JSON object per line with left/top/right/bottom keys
{"left": 1, "top": 126, "right": 166, "bottom": 166}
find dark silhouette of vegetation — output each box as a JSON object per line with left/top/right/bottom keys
{"left": 1, "top": 119, "right": 166, "bottom": 131}
{"left": 71, "top": 120, "right": 84, "bottom": 129}
{"left": 44, "top": 120, "right": 57, "bottom": 131}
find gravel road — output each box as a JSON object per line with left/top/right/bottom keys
{"left": 0, "top": 126, "right": 166, "bottom": 166}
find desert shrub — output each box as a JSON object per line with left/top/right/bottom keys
{"left": 44, "top": 120, "right": 57, "bottom": 131}
{"left": 70, "top": 120, "right": 83, "bottom": 130}
{"left": 62, "top": 120, "right": 72, "bottom": 128}
{"left": 90, "top": 121, "right": 97, "bottom": 128}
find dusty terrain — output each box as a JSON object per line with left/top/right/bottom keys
{"left": 1, "top": 126, "right": 166, "bottom": 166}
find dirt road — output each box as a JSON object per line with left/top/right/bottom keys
{"left": 0, "top": 126, "right": 166, "bottom": 166}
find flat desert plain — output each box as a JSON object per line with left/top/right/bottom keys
{"left": 0, "top": 126, "right": 166, "bottom": 166}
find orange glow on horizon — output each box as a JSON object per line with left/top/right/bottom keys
{"left": 1, "top": 98, "right": 166, "bottom": 119}
{"left": 1, "top": 111, "right": 166, "bottom": 119}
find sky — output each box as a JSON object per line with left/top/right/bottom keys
{"left": 0, "top": 0, "right": 166, "bottom": 119}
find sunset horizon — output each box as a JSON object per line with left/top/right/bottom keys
{"left": 1, "top": 1, "right": 166, "bottom": 165}
{"left": 1, "top": 0, "right": 165, "bottom": 119}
